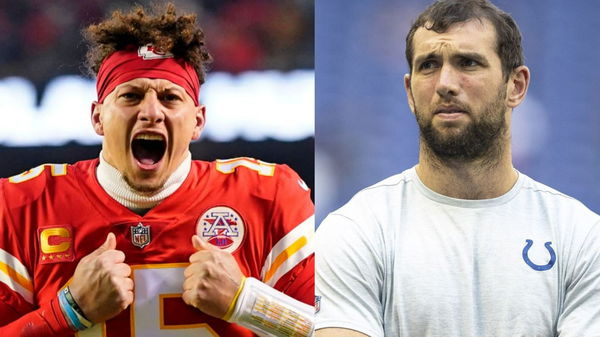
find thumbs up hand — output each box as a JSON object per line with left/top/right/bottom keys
{"left": 69, "top": 233, "right": 134, "bottom": 323}
{"left": 182, "top": 235, "right": 244, "bottom": 319}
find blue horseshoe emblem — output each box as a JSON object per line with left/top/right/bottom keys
{"left": 522, "top": 239, "right": 556, "bottom": 271}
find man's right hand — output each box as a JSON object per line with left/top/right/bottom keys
{"left": 68, "top": 232, "right": 134, "bottom": 323}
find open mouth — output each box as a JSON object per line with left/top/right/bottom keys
{"left": 131, "top": 134, "right": 166, "bottom": 167}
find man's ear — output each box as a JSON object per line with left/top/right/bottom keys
{"left": 506, "top": 65, "right": 530, "bottom": 108}
{"left": 91, "top": 102, "right": 104, "bottom": 136}
{"left": 191, "top": 105, "right": 206, "bottom": 140}
{"left": 404, "top": 74, "right": 416, "bottom": 114}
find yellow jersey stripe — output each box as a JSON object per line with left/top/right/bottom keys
{"left": 261, "top": 215, "right": 314, "bottom": 286}
{"left": 0, "top": 261, "right": 33, "bottom": 292}
{"left": 264, "top": 236, "right": 308, "bottom": 283}
{"left": 0, "top": 250, "right": 33, "bottom": 303}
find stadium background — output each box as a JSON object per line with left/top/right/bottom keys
{"left": 316, "top": 0, "right": 600, "bottom": 223}
{"left": 0, "top": 0, "right": 314, "bottom": 197}
{"left": 3, "top": 1, "right": 600, "bottom": 223}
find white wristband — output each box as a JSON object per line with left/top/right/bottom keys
{"left": 228, "top": 277, "right": 314, "bottom": 337}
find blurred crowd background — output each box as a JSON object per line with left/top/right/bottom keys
{"left": 0, "top": 0, "right": 314, "bottom": 193}
{"left": 0, "top": 0, "right": 313, "bottom": 101}
{"left": 4, "top": 0, "right": 600, "bottom": 218}
{"left": 316, "top": 0, "right": 600, "bottom": 222}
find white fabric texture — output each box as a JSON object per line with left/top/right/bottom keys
{"left": 229, "top": 277, "right": 314, "bottom": 337}
{"left": 316, "top": 167, "right": 600, "bottom": 337}
{"left": 96, "top": 151, "right": 191, "bottom": 211}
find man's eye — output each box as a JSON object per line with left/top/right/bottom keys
{"left": 120, "top": 92, "right": 142, "bottom": 100}
{"left": 419, "top": 60, "right": 438, "bottom": 71}
{"left": 460, "top": 59, "right": 479, "bottom": 68}
{"left": 163, "top": 94, "right": 181, "bottom": 101}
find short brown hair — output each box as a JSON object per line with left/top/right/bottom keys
{"left": 405, "top": 0, "right": 523, "bottom": 80}
{"left": 83, "top": 3, "right": 212, "bottom": 83}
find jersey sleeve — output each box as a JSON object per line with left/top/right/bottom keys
{"left": 0, "top": 295, "right": 74, "bottom": 336}
{"left": 259, "top": 164, "right": 314, "bottom": 306}
{"left": 0, "top": 178, "right": 74, "bottom": 336}
{"left": 315, "top": 198, "right": 385, "bottom": 337}
{"left": 557, "top": 220, "right": 600, "bottom": 336}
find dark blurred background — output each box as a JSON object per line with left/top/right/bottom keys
{"left": 0, "top": 0, "right": 314, "bottom": 195}
{"left": 316, "top": 0, "right": 600, "bottom": 222}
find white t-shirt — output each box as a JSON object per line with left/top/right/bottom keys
{"left": 316, "top": 167, "right": 600, "bottom": 337}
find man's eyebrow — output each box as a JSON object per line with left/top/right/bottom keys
{"left": 414, "top": 52, "right": 439, "bottom": 66}
{"left": 163, "top": 86, "right": 185, "bottom": 93}
{"left": 413, "top": 51, "right": 489, "bottom": 66}
{"left": 454, "top": 52, "right": 488, "bottom": 65}
{"left": 117, "top": 84, "right": 185, "bottom": 93}
{"left": 117, "top": 84, "right": 141, "bottom": 90}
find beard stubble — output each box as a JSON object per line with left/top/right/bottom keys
{"left": 415, "top": 88, "right": 508, "bottom": 163}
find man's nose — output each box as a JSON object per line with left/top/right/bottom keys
{"left": 435, "top": 64, "right": 460, "bottom": 99}
{"left": 138, "top": 91, "right": 164, "bottom": 123}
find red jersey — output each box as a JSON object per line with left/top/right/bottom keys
{"left": 0, "top": 157, "right": 314, "bottom": 337}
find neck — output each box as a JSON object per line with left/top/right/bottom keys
{"left": 96, "top": 151, "right": 192, "bottom": 213}
{"left": 416, "top": 139, "right": 517, "bottom": 199}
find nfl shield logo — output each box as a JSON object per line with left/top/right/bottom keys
{"left": 131, "top": 223, "right": 151, "bottom": 248}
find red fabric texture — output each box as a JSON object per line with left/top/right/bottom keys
{"left": 0, "top": 158, "right": 314, "bottom": 336}
{"left": 0, "top": 296, "right": 74, "bottom": 337}
{"left": 96, "top": 45, "right": 200, "bottom": 105}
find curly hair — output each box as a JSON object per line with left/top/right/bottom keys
{"left": 83, "top": 3, "right": 212, "bottom": 83}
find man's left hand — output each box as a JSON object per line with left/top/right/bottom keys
{"left": 182, "top": 235, "right": 244, "bottom": 318}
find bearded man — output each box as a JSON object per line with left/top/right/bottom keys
{"left": 315, "top": 0, "right": 600, "bottom": 336}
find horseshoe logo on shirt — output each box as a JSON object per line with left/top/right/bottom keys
{"left": 522, "top": 239, "right": 556, "bottom": 271}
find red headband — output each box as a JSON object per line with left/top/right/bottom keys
{"left": 96, "top": 44, "right": 200, "bottom": 106}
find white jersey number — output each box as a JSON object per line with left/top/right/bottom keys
{"left": 77, "top": 264, "right": 218, "bottom": 337}
{"left": 8, "top": 164, "right": 67, "bottom": 183}
{"left": 216, "top": 157, "right": 275, "bottom": 176}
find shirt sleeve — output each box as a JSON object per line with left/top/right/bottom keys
{"left": 315, "top": 202, "right": 385, "bottom": 337}
{"left": 0, "top": 295, "right": 74, "bottom": 336}
{"left": 557, "top": 220, "right": 600, "bottom": 336}
{"left": 0, "top": 179, "right": 74, "bottom": 336}
{"left": 260, "top": 164, "right": 314, "bottom": 305}
{"left": 274, "top": 254, "right": 314, "bottom": 306}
